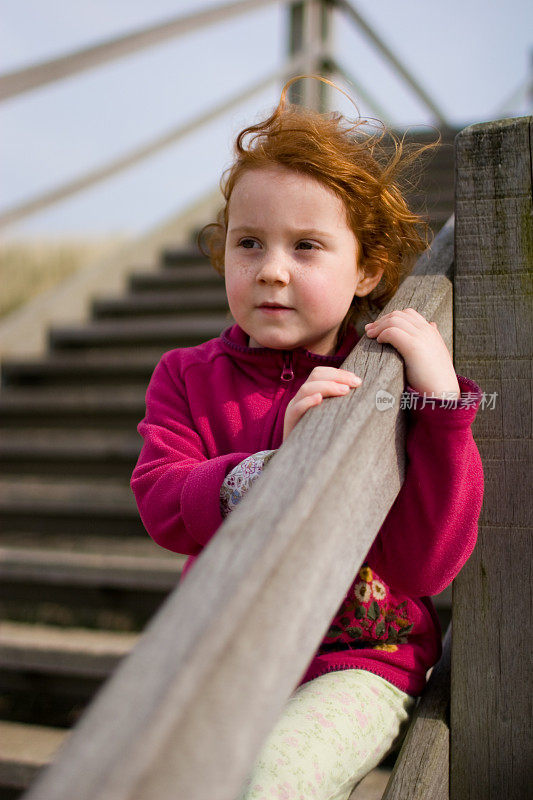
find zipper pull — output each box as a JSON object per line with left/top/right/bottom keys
{"left": 281, "top": 351, "right": 294, "bottom": 382}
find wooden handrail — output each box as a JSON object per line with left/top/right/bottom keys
{"left": 0, "top": 0, "right": 282, "bottom": 102}
{"left": 23, "top": 220, "right": 454, "bottom": 800}
{"left": 0, "top": 51, "right": 319, "bottom": 229}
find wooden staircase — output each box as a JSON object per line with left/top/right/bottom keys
{"left": 0, "top": 131, "right": 456, "bottom": 800}
{"left": 0, "top": 250, "right": 230, "bottom": 798}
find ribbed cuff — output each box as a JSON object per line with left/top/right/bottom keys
{"left": 403, "top": 375, "right": 485, "bottom": 426}
{"left": 181, "top": 452, "right": 253, "bottom": 546}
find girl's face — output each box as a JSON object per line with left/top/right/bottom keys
{"left": 224, "top": 164, "right": 382, "bottom": 355}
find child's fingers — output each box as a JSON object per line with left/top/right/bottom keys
{"left": 287, "top": 380, "right": 361, "bottom": 410}
{"left": 296, "top": 379, "right": 360, "bottom": 400}
{"left": 283, "top": 377, "right": 361, "bottom": 442}
{"left": 283, "top": 393, "right": 323, "bottom": 441}
{"left": 400, "top": 308, "right": 430, "bottom": 326}
{"left": 366, "top": 317, "right": 441, "bottom": 347}
{"left": 367, "top": 326, "right": 415, "bottom": 350}
{"left": 404, "top": 309, "right": 439, "bottom": 330}
{"left": 306, "top": 366, "right": 362, "bottom": 386}
{"left": 365, "top": 309, "right": 432, "bottom": 333}
{"left": 365, "top": 316, "right": 420, "bottom": 341}
{"left": 303, "top": 392, "right": 323, "bottom": 406}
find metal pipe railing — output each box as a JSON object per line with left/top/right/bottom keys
{"left": 0, "top": 0, "right": 282, "bottom": 102}
{"left": 0, "top": 50, "right": 323, "bottom": 229}
{"left": 328, "top": 55, "right": 393, "bottom": 123}
{"left": 1, "top": 0, "right": 455, "bottom": 243}
{"left": 333, "top": 0, "right": 449, "bottom": 126}
{"left": 0, "top": 0, "right": 451, "bottom": 230}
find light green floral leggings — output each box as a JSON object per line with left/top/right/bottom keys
{"left": 236, "top": 668, "right": 417, "bottom": 800}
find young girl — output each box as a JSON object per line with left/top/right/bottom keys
{"left": 131, "top": 76, "right": 484, "bottom": 800}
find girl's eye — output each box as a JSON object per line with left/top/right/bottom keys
{"left": 237, "top": 239, "right": 317, "bottom": 250}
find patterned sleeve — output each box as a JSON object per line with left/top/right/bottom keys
{"left": 220, "top": 450, "right": 277, "bottom": 518}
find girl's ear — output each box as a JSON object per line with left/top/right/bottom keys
{"left": 354, "top": 267, "right": 384, "bottom": 297}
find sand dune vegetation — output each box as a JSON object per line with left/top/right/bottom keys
{"left": 0, "top": 235, "right": 128, "bottom": 319}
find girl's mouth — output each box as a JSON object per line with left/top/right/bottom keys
{"left": 258, "top": 302, "right": 293, "bottom": 312}
{"left": 258, "top": 306, "right": 293, "bottom": 313}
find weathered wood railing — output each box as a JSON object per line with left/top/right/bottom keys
{"left": 22, "top": 117, "right": 531, "bottom": 800}
{"left": 21, "top": 234, "right": 454, "bottom": 800}
{"left": 21, "top": 184, "right": 455, "bottom": 800}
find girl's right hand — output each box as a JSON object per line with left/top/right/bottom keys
{"left": 282, "top": 367, "right": 362, "bottom": 443}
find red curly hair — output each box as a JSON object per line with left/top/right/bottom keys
{"left": 198, "top": 75, "right": 439, "bottom": 349}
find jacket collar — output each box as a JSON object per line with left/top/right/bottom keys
{"left": 220, "top": 322, "right": 360, "bottom": 382}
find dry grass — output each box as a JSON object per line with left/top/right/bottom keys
{"left": 0, "top": 236, "right": 128, "bottom": 319}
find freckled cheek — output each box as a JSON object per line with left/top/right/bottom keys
{"left": 301, "top": 280, "right": 349, "bottom": 320}
{"left": 224, "top": 272, "right": 250, "bottom": 310}
{"left": 316, "top": 298, "right": 347, "bottom": 325}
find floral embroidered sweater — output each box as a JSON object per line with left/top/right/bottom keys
{"left": 130, "top": 322, "right": 485, "bottom": 697}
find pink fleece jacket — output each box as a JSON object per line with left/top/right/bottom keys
{"left": 130, "top": 322, "right": 484, "bottom": 697}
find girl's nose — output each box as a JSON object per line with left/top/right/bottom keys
{"left": 256, "top": 254, "right": 290, "bottom": 284}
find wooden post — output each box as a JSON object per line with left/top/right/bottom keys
{"left": 382, "top": 626, "right": 452, "bottom": 800}
{"left": 451, "top": 117, "right": 533, "bottom": 799}
{"left": 286, "top": 0, "right": 333, "bottom": 112}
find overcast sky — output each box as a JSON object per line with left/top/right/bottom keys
{"left": 1, "top": 0, "right": 531, "bottom": 239}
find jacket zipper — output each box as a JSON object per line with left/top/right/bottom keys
{"left": 280, "top": 351, "right": 294, "bottom": 382}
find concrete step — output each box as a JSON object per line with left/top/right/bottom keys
{"left": 0, "top": 531, "right": 178, "bottom": 558}
{"left": 128, "top": 264, "right": 223, "bottom": 292}
{"left": 0, "top": 620, "right": 138, "bottom": 681}
{"left": 48, "top": 313, "right": 231, "bottom": 351}
{"left": 0, "top": 429, "right": 141, "bottom": 478}
{"left": 0, "top": 721, "right": 392, "bottom": 798}
{"left": 92, "top": 286, "right": 229, "bottom": 319}
{"left": 0, "top": 537, "right": 183, "bottom": 630}
{"left": 0, "top": 386, "right": 146, "bottom": 429}
{"left": 1, "top": 351, "right": 165, "bottom": 389}
{"left": 0, "top": 720, "right": 68, "bottom": 793}
{"left": 0, "top": 621, "right": 137, "bottom": 729}
{"left": 160, "top": 248, "right": 209, "bottom": 268}
{"left": 0, "top": 621, "right": 137, "bottom": 678}
{"left": 0, "top": 476, "right": 144, "bottom": 536}
{"left": 0, "top": 530, "right": 181, "bottom": 639}
{"left": 0, "top": 538, "right": 183, "bottom": 591}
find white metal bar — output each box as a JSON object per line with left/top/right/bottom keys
{"left": 334, "top": 0, "right": 449, "bottom": 125}
{"left": 330, "top": 55, "right": 393, "bottom": 123}
{"left": 0, "top": 0, "right": 284, "bottom": 102}
{"left": 0, "top": 53, "right": 318, "bottom": 229}
{"left": 301, "top": 0, "right": 324, "bottom": 110}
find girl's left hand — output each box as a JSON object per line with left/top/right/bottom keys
{"left": 365, "top": 308, "right": 461, "bottom": 399}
